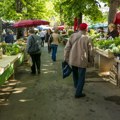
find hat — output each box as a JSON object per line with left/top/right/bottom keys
{"left": 79, "top": 23, "right": 88, "bottom": 30}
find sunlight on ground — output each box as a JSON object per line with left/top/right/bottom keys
{"left": 0, "top": 101, "right": 9, "bottom": 106}
{"left": 43, "top": 63, "right": 53, "bottom": 67}
{"left": 43, "top": 70, "right": 56, "bottom": 74}
{"left": 1, "top": 87, "right": 13, "bottom": 91}
{"left": 19, "top": 99, "right": 33, "bottom": 102}
{"left": 0, "top": 92, "right": 10, "bottom": 95}
{"left": 13, "top": 87, "right": 27, "bottom": 94}
{"left": 41, "top": 68, "right": 48, "bottom": 71}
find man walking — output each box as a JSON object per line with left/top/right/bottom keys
{"left": 64, "top": 23, "right": 94, "bottom": 98}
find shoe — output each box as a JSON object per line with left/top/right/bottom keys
{"left": 31, "top": 72, "right": 36, "bottom": 75}
{"left": 75, "top": 93, "right": 86, "bottom": 98}
{"left": 38, "top": 71, "right": 41, "bottom": 74}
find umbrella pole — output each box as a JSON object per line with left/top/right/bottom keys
{"left": 24, "top": 28, "right": 29, "bottom": 37}
{"left": 16, "top": 28, "right": 24, "bottom": 39}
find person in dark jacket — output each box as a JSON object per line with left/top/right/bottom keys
{"left": 26, "top": 29, "right": 42, "bottom": 75}
{"left": 5, "top": 30, "right": 14, "bottom": 43}
{"left": 45, "top": 29, "right": 53, "bottom": 53}
{"left": 107, "top": 23, "right": 119, "bottom": 39}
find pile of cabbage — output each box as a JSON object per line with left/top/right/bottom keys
{"left": 93, "top": 37, "right": 120, "bottom": 55}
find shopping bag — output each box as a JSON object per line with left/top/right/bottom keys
{"left": 62, "top": 61, "right": 72, "bottom": 79}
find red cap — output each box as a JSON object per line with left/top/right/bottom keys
{"left": 79, "top": 23, "right": 88, "bottom": 30}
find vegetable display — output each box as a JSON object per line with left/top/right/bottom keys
{"left": 93, "top": 37, "right": 120, "bottom": 55}
{"left": 0, "top": 42, "right": 25, "bottom": 56}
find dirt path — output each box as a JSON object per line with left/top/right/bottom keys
{"left": 0, "top": 43, "right": 120, "bottom": 120}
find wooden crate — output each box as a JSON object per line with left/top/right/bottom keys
{"left": 109, "top": 62, "right": 118, "bottom": 86}
{"left": 114, "top": 58, "right": 120, "bottom": 87}
{"left": 95, "top": 48, "right": 115, "bottom": 73}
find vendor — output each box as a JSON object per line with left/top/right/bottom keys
{"left": 106, "top": 23, "right": 119, "bottom": 39}
{"left": 5, "top": 30, "right": 14, "bottom": 44}
{"left": 98, "top": 27, "right": 105, "bottom": 38}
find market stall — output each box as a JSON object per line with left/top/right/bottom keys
{"left": 0, "top": 53, "right": 24, "bottom": 85}
{"left": 0, "top": 41, "right": 26, "bottom": 85}
{"left": 113, "top": 58, "right": 120, "bottom": 86}
{"left": 94, "top": 37, "right": 120, "bottom": 86}
{"left": 95, "top": 48, "right": 114, "bottom": 73}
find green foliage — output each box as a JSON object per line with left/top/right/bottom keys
{"left": 3, "top": 44, "right": 22, "bottom": 55}
{"left": 68, "top": 29, "right": 74, "bottom": 36}
{"left": 0, "top": 0, "right": 52, "bottom": 21}
{"left": 0, "top": 0, "right": 111, "bottom": 26}
{"left": 54, "top": 0, "right": 107, "bottom": 25}
{"left": 93, "top": 37, "right": 120, "bottom": 50}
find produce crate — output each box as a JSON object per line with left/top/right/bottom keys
{"left": 113, "top": 58, "right": 120, "bottom": 87}
{"left": 94, "top": 48, "right": 116, "bottom": 85}
{"left": 109, "top": 61, "right": 118, "bottom": 86}
{"left": 95, "top": 48, "right": 115, "bottom": 73}
{"left": 95, "top": 48, "right": 114, "bottom": 58}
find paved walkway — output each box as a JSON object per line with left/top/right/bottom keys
{"left": 0, "top": 43, "right": 120, "bottom": 120}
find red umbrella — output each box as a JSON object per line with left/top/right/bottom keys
{"left": 13, "top": 19, "right": 50, "bottom": 28}
{"left": 58, "top": 26, "right": 64, "bottom": 30}
{"left": 33, "top": 20, "right": 49, "bottom": 26}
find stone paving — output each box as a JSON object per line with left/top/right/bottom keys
{"left": 0, "top": 43, "right": 120, "bottom": 120}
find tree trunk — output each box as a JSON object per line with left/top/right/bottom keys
{"left": 108, "top": 0, "right": 120, "bottom": 24}
{"left": 78, "top": 13, "right": 82, "bottom": 25}
{"left": 0, "top": 19, "right": 2, "bottom": 42}
{"left": 16, "top": 0, "right": 23, "bottom": 13}
{"left": 16, "top": 0, "right": 24, "bottom": 39}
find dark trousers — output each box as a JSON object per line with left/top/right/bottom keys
{"left": 30, "top": 53, "right": 41, "bottom": 73}
{"left": 41, "top": 37, "right": 45, "bottom": 47}
{"left": 72, "top": 66, "right": 86, "bottom": 96}
{"left": 51, "top": 44, "right": 58, "bottom": 61}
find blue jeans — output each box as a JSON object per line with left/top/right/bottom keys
{"left": 72, "top": 66, "right": 86, "bottom": 96}
{"left": 50, "top": 44, "right": 58, "bottom": 61}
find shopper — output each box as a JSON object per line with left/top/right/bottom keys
{"left": 5, "top": 30, "right": 14, "bottom": 44}
{"left": 48, "top": 29, "right": 60, "bottom": 61}
{"left": 64, "top": 23, "right": 94, "bottom": 98}
{"left": 39, "top": 30, "right": 45, "bottom": 47}
{"left": 45, "top": 29, "right": 53, "bottom": 53}
{"left": 26, "top": 29, "right": 42, "bottom": 75}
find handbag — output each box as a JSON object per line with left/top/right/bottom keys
{"left": 62, "top": 61, "right": 72, "bottom": 79}
{"left": 62, "top": 35, "right": 82, "bottom": 79}
{"left": 49, "top": 34, "right": 53, "bottom": 43}
{"left": 28, "top": 36, "right": 41, "bottom": 54}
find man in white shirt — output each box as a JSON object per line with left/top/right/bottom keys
{"left": 39, "top": 30, "right": 45, "bottom": 47}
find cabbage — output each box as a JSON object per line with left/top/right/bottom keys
{"left": 112, "top": 47, "right": 120, "bottom": 54}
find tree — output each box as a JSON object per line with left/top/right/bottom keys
{"left": 0, "top": 0, "right": 49, "bottom": 21}
{"left": 54, "top": 0, "right": 105, "bottom": 25}
{"left": 54, "top": 0, "right": 120, "bottom": 26}
{"left": 108, "top": 0, "right": 120, "bottom": 24}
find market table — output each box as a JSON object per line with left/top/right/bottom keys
{"left": 95, "top": 48, "right": 120, "bottom": 86}
{"left": 111, "top": 58, "right": 120, "bottom": 86}
{"left": 62, "top": 38, "right": 69, "bottom": 45}
{"left": 95, "top": 48, "right": 114, "bottom": 73}
{"left": 0, "top": 53, "right": 24, "bottom": 85}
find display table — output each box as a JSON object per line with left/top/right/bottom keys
{"left": 0, "top": 53, "right": 24, "bottom": 85}
{"left": 63, "top": 38, "right": 69, "bottom": 45}
{"left": 111, "top": 58, "right": 120, "bottom": 86}
{"left": 95, "top": 48, "right": 120, "bottom": 86}
{"left": 95, "top": 48, "right": 114, "bottom": 73}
